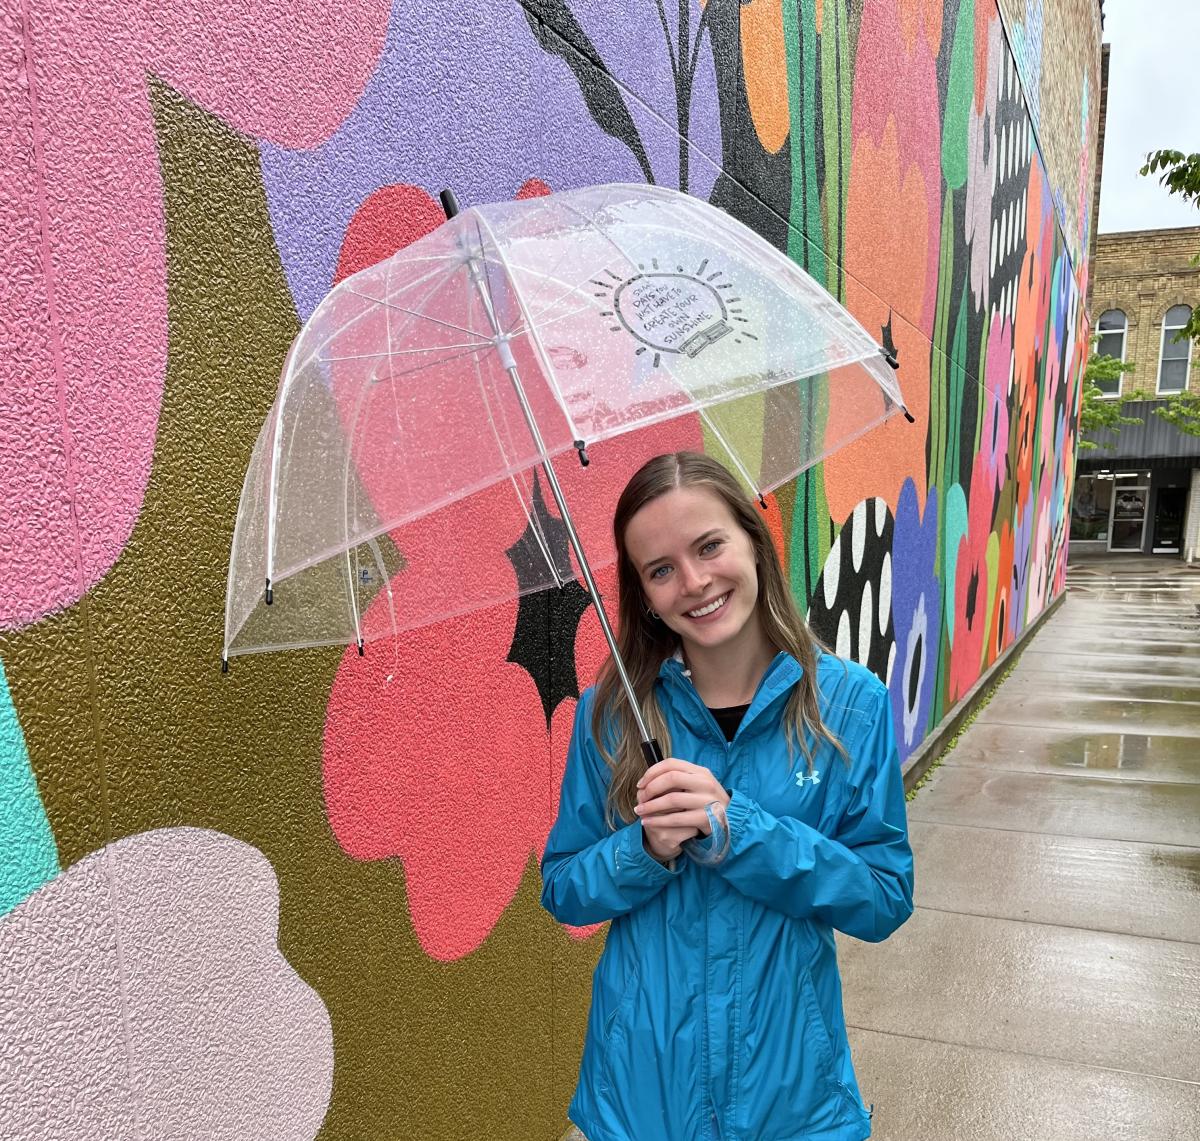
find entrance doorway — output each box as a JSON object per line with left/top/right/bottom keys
{"left": 1152, "top": 488, "right": 1186, "bottom": 553}
{"left": 1109, "top": 486, "right": 1148, "bottom": 551}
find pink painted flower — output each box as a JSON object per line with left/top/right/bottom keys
{"left": 1, "top": 0, "right": 390, "bottom": 628}
{"left": 322, "top": 421, "right": 701, "bottom": 961}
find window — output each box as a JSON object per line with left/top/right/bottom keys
{"left": 1094, "top": 309, "right": 1126, "bottom": 396}
{"left": 1157, "top": 304, "right": 1192, "bottom": 394}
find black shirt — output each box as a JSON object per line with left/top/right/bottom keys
{"left": 708, "top": 703, "right": 750, "bottom": 743}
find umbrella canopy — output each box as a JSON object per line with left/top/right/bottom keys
{"left": 223, "top": 183, "right": 905, "bottom": 665}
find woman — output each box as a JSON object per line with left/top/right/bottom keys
{"left": 541, "top": 451, "right": 913, "bottom": 1141}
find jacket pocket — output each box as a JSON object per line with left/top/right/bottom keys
{"left": 798, "top": 967, "right": 862, "bottom": 1112}
{"left": 600, "top": 964, "right": 638, "bottom": 1046}
{"left": 797, "top": 967, "right": 839, "bottom": 1077}
{"left": 737, "top": 955, "right": 851, "bottom": 1138}
{"left": 597, "top": 962, "right": 640, "bottom": 1090}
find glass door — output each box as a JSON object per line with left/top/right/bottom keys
{"left": 1108, "top": 485, "right": 1148, "bottom": 551}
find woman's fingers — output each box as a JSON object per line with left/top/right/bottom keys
{"left": 639, "top": 806, "right": 709, "bottom": 834}
{"left": 635, "top": 791, "right": 709, "bottom": 816}
{"left": 637, "top": 758, "right": 699, "bottom": 789}
{"left": 637, "top": 760, "right": 723, "bottom": 803}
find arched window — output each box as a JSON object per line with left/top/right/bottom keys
{"left": 1095, "top": 309, "right": 1127, "bottom": 396}
{"left": 1157, "top": 305, "right": 1192, "bottom": 394}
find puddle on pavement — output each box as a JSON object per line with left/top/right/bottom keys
{"left": 1149, "top": 849, "right": 1200, "bottom": 890}
{"left": 1041, "top": 732, "right": 1200, "bottom": 777}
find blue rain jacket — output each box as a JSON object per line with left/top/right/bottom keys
{"left": 541, "top": 651, "right": 913, "bottom": 1141}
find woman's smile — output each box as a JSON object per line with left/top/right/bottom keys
{"left": 684, "top": 591, "right": 731, "bottom": 620}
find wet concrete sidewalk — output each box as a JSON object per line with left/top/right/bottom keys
{"left": 840, "top": 553, "right": 1200, "bottom": 1139}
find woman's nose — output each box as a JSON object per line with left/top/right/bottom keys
{"left": 679, "top": 560, "right": 711, "bottom": 594}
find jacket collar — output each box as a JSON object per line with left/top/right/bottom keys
{"left": 657, "top": 649, "right": 807, "bottom": 737}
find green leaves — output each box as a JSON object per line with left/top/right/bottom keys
{"left": 1153, "top": 390, "right": 1200, "bottom": 438}
{"left": 1077, "top": 350, "right": 1140, "bottom": 450}
{"left": 1140, "top": 148, "right": 1200, "bottom": 208}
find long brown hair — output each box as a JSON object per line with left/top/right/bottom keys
{"left": 592, "top": 451, "right": 846, "bottom": 826}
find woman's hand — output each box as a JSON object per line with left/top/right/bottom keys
{"left": 635, "top": 758, "right": 731, "bottom": 860}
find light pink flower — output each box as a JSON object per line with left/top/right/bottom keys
{"left": 1, "top": 0, "right": 390, "bottom": 627}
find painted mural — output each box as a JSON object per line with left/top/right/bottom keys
{"left": 997, "top": 0, "right": 1102, "bottom": 276}
{"left": 1, "top": 1, "right": 1097, "bottom": 1137}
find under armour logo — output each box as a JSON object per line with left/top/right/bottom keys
{"left": 796, "top": 770, "right": 822, "bottom": 788}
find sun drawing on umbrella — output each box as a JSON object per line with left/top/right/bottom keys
{"left": 594, "top": 258, "right": 757, "bottom": 369}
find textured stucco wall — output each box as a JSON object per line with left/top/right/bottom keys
{"left": 2, "top": 2, "right": 1097, "bottom": 1138}
{"left": 997, "top": 0, "right": 1103, "bottom": 277}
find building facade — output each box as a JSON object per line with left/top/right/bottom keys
{"left": 2, "top": 2, "right": 1101, "bottom": 1138}
{"left": 1073, "top": 227, "right": 1200, "bottom": 558}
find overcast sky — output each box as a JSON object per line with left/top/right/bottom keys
{"left": 1097, "top": 0, "right": 1200, "bottom": 232}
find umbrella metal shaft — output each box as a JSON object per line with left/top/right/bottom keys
{"left": 452, "top": 208, "right": 660, "bottom": 762}
{"left": 500, "top": 359, "right": 656, "bottom": 753}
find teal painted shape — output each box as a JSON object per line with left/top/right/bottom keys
{"left": 942, "top": 483, "right": 968, "bottom": 646}
{"left": 941, "top": 0, "right": 976, "bottom": 191}
{"left": 0, "top": 660, "right": 59, "bottom": 915}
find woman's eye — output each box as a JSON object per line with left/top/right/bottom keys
{"left": 650, "top": 565, "right": 670, "bottom": 580}
{"left": 701, "top": 540, "right": 722, "bottom": 555}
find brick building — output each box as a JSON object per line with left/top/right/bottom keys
{"left": 1073, "top": 227, "right": 1200, "bottom": 558}
{"left": 1089, "top": 227, "right": 1199, "bottom": 400}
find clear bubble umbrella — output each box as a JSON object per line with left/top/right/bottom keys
{"left": 223, "top": 182, "right": 908, "bottom": 762}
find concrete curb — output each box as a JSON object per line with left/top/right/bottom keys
{"left": 900, "top": 589, "right": 1067, "bottom": 794}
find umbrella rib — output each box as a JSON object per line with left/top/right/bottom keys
{"left": 318, "top": 342, "right": 487, "bottom": 363}
{"left": 467, "top": 217, "right": 527, "bottom": 338}
{"left": 518, "top": 199, "right": 642, "bottom": 327}
{"left": 284, "top": 261, "right": 460, "bottom": 383}
{"left": 508, "top": 299, "right": 597, "bottom": 341}
{"left": 511, "top": 262, "right": 620, "bottom": 329}
{"left": 343, "top": 288, "right": 492, "bottom": 342}
{"left": 471, "top": 209, "right": 585, "bottom": 442}
{"left": 371, "top": 343, "right": 489, "bottom": 384}
{"left": 467, "top": 349, "right": 564, "bottom": 588}
{"left": 490, "top": 191, "right": 598, "bottom": 322}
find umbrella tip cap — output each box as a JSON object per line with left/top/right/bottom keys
{"left": 439, "top": 189, "right": 460, "bottom": 219}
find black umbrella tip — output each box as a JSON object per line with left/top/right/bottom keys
{"left": 439, "top": 189, "right": 460, "bottom": 219}
{"left": 221, "top": 656, "right": 229, "bottom": 675}
{"left": 902, "top": 406, "right": 916, "bottom": 424}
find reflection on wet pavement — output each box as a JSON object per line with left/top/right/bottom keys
{"left": 975, "top": 693, "right": 1200, "bottom": 735}
{"left": 840, "top": 556, "right": 1200, "bottom": 1140}
{"left": 942, "top": 723, "right": 1200, "bottom": 783}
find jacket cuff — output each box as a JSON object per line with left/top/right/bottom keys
{"left": 619, "top": 821, "right": 680, "bottom": 880}
{"left": 724, "top": 788, "right": 752, "bottom": 847}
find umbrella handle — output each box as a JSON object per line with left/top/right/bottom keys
{"left": 640, "top": 738, "right": 665, "bottom": 767}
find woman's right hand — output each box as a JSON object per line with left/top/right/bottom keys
{"left": 641, "top": 816, "right": 699, "bottom": 862}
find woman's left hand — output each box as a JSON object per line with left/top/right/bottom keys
{"left": 635, "top": 758, "right": 731, "bottom": 837}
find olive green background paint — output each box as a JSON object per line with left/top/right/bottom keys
{"left": 2, "top": 82, "right": 599, "bottom": 1140}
